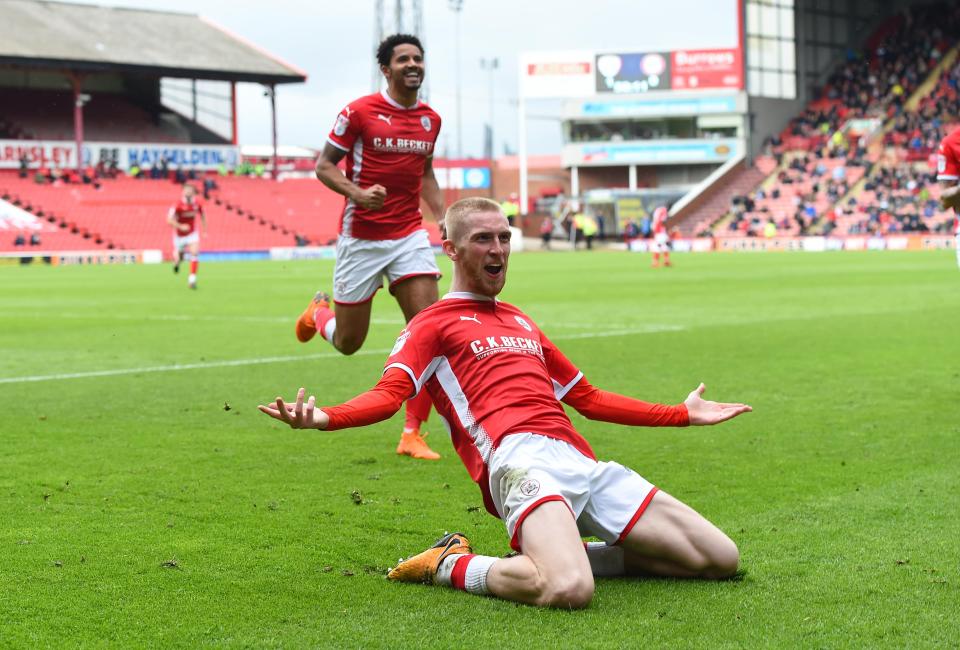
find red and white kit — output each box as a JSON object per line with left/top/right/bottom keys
{"left": 651, "top": 206, "right": 669, "bottom": 251}
{"left": 322, "top": 293, "right": 689, "bottom": 550}
{"left": 326, "top": 90, "right": 443, "bottom": 302}
{"left": 172, "top": 199, "right": 203, "bottom": 249}
{"left": 936, "top": 127, "right": 960, "bottom": 266}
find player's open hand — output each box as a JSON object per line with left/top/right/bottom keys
{"left": 258, "top": 387, "right": 330, "bottom": 430}
{"left": 684, "top": 383, "right": 752, "bottom": 425}
{"left": 355, "top": 184, "right": 387, "bottom": 210}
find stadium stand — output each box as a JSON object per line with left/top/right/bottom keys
{"left": 213, "top": 176, "right": 443, "bottom": 247}
{"left": 0, "top": 173, "right": 309, "bottom": 254}
{"left": 0, "top": 88, "right": 193, "bottom": 143}
{"left": 0, "top": 1, "right": 307, "bottom": 257}
{"left": 687, "top": 4, "right": 960, "bottom": 239}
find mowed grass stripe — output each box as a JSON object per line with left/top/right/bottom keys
{"left": 1, "top": 250, "right": 958, "bottom": 647}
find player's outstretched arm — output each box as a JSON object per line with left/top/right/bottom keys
{"left": 683, "top": 383, "right": 752, "bottom": 425}
{"left": 258, "top": 368, "right": 413, "bottom": 432}
{"left": 259, "top": 387, "right": 330, "bottom": 430}
{"left": 561, "top": 377, "right": 750, "bottom": 427}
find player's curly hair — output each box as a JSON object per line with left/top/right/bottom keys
{"left": 377, "top": 34, "right": 424, "bottom": 67}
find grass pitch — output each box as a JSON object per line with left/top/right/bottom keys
{"left": 1, "top": 250, "right": 958, "bottom": 648}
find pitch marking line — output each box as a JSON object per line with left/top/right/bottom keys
{"left": 0, "top": 325, "right": 684, "bottom": 385}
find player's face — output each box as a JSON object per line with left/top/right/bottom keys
{"left": 450, "top": 211, "right": 511, "bottom": 297}
{"left": 182, "top": 188, "right": 195, "bottom": 204}
{"left": 383, "top": 43, "right": 424, "bottom": 91}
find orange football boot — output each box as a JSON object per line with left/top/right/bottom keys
{"left": 387, "top": 532, "right": 472, "bottom": 583}
{"left": 396, "top": 429, "right": 440, "bottom": 460}
{"left": 295, "top": 291, "right": 331, "bottom": 343}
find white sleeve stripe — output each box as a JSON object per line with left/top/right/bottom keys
{"left": 552, "top": 371, "right": 584, "bottom": 400}
{"left": 937, "top": 174, "right": 959, "bottom": 180}
{"left": 384, "top": 363, "right": 419, "bottom": 395}
{"left": 326, "top": 137, "right": 349, "bottom": 152}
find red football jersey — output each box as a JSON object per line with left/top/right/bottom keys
{"left": 172, "top": 199, "right": 204, "bottom": 236}
{"left": 937, "top": 126, "right": 960, "bottom": 234}
{"left": 652, "top": 207, "right": 668, "bottom": 235}
{"left": 327, "top": 90, "right": 442, "bottom": 240}
{"left": 383, "top": 292, "right": 594, "bottom": 515}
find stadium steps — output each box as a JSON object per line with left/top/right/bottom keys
{"left": 903, "top": 47, "right": 959, "bottom": 113}
{"left": 213, "top": 177, "right": 443, "bottom": 246}
{"left": 671, "top": 159, "right": 771, "bottom": 237}
{"left": 0, "top": 187, "right": 115, "bottom": 252}
{"left": 0, "top": 175, "right": 300, "bottom": 254}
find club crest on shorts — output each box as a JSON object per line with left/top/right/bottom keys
{"left": 519, "top": 479, "right": 540, "bottom": 497}
{"left": 514, "top": 315, "right": 533, "bottom": 332}
{"left": 421, "top": 116, "right": 432, "bottom": 132}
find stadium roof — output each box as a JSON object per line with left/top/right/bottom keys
{"left": 0, "top": 0, "right": 307, "bottom": 85}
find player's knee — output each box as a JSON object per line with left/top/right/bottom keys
{"left": 335, "top": 335, "right": 365, "bottom": 355}
{"left": 702, "top": 537, "right": 739, "bottom": 579}
{"left": 537, "top": 572, "right": 594, "bottom": 609}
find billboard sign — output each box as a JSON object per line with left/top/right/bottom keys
{"left": 576, "top": 94, "right": 742, "bottom": 118}
{"left": 563, "top": 138, "right": 740, "bottom": 166}
{"left": 595, "top": 52, "right": 671, "bottom": 94}
{"left": 520, "top": 51, "right": 595, "bottom": 98}
{"left": 671, "top": 48, "right": 743, "bottom": 90}
{"left": 0, "top": 140, "right": 241, "bottom": 171}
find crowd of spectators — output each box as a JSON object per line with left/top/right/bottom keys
{"left": 711, "top": 4, "right": 960, "bottom": 238}
{"left": 784, "top": 5, "right": 960, "bottom": 148}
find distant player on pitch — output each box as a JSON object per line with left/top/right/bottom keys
{"left": 167, "top": 183, "right": 206, "bottom": 289}
{"left": 650, "top": 205, "right": 671, "bottom": 268}
{"left": 261, "top": 197, "right": 752, "bottom": 609}
{"left": 294, "top": 34, "right": 444, "bottom": 460}
{"left": 936, "top": 125, "right": 960, "bottom": 268}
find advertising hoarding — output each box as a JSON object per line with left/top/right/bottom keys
{"left": 563, "top": 138, "right": 740, "bottom": 166}
{"left": 671, "top": 48, "right": 743, "bottom": 90}
{"left": 0, "top": 140, "right": 241, "bottom": 171}
{"left": 520, "top": 51, "right": 595, "bottom": 98}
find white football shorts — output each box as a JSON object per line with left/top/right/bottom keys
{"left": 652, "top": 232, "right": 669, "bottom": 252}
{"left": 332, "top": 229, "right": 440, "bottom": 304}
{"left": 173, "top": 231, "right": 199, "bottom": 251}
{"left": 489, "top": 432, "right": 658, "bottom": 551}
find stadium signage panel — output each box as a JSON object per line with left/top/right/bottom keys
{"left": 435, "top": 167, "right": 491, "bottom": 190}
{"left": 671, "top": 48, "right": 743, "bottom": 90}
{"left": 0, "top": 140, "right": 241, "bottom": 171}
{"left": 520, "top": 51, "right": 596, "bottom": 98}
{"left": 577, "top": 95, "right": 742, "bottom": 118}
{"left": 595, "top": 52, "right": 671, "bottom": 94}
{"left": 563, "top": 138, "right": 741, "bottom": 166}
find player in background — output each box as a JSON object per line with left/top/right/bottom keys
{"left": 650, "top": 205, "right": 671, "bottom": 268}
{"left": 936, "top": 125, "right": 960, "bottom": 268}
{"left": 167, "top": 183, "right": 206, "bottom": 289}
{"left": 294, "top": 34, "right": 444, "bottom": 460}
{"left": 261, "top": 198, "right": 752, "bottom": 609}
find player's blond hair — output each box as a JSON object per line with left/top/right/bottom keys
{"left": 443, "top": 197, "right": 503, "bottom": 243}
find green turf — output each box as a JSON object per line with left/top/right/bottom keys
{"left": 1, "top": 250, "right": 958, "bottom": 648}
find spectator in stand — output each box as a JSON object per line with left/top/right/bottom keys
{"left": 18, "top": 154, "right": 29, "bottom": 179}
{"left": 13, "top": 233, "right": 26, "bottom": 247}
{"left": 30, "top": 232, "right": 41, "bottom": 246}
